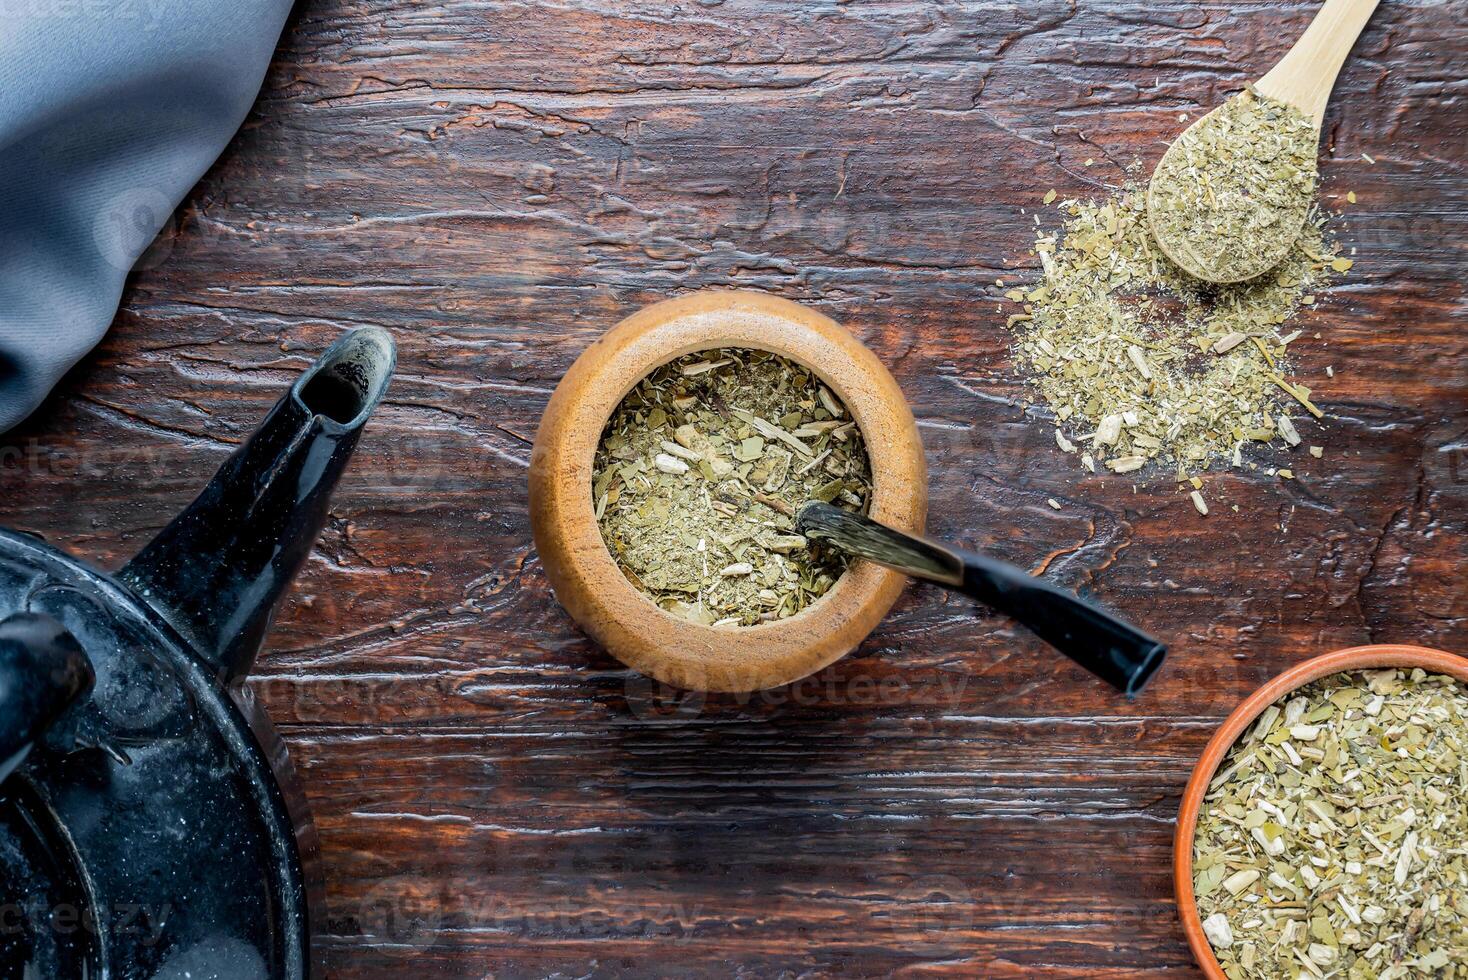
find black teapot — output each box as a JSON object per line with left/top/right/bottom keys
{"left": 0, "top": 328, "right": 394, "bottom": 979}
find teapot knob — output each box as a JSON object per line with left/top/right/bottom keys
{"left": 0, "top": 613, "right": 94, "bottom": 784}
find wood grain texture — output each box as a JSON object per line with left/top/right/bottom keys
{"left": 2, "top": 0, "right": 1464, "bottom": 975}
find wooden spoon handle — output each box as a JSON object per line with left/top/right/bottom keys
{"left": 1255, "top": 0, "right": 1381, "bottom": 127}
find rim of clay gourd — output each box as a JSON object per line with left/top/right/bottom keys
{"left": 1175, "top": 644, "right": 1468, "bottom": 977}
{"left": 529, "top": 290, "right": 927, "bottom": 693}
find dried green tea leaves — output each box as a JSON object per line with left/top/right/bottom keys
{"left": 1007, "top": 184, "right": 1341, "bottom": 476}
{"left": 1149, "top": 89, "right": 1319, "bottom": 283}
{"left": 1006, "top": 85, "right": 1347, "bottom": 489}
{"left": 593, "top": 349, "right": 871, "bottom": 627}
{"left": 1195, "top": 669, "right": 1468, "bottom": 978}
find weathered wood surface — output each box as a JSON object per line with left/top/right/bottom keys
{"left": 3, "top": 0, "right": 1465, "bottom": 975}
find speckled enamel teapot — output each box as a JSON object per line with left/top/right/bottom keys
{"left": 0, "top": 328, "right": 393, "bottom": 979}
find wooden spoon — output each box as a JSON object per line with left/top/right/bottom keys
{"left": 1146, "top": 0, "right": 1380, "bottom": 283}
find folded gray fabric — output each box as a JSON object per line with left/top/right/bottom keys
{"left": 0, "top": 0, "right": 294, "bottom": 433}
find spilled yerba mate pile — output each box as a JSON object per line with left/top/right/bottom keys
{"left": 1006, "top": 89, "right": 1353, "bottom": 500}
{"left": 1194, "top": 669, "right": 1468, "bottom": 977}
{"left": 593, "top": 349, "right": 871, "bottom": 627}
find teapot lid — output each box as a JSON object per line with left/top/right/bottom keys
{"left": 0, "top": 529, "right": 313, "bottom": 979}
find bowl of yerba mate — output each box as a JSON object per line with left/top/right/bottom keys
{"left": 529, "top": 290, "right": 926, "bottom": 694}
{"left": 1176, "top": 644, "right": 1468, "bottom": 978}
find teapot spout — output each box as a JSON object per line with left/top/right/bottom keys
{"left": 120, "top": 328, "right": 395, "bottom": 683}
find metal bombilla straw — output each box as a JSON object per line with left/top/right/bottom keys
{"left": 797, "top": 503, "right": 1167, "bottom": 696}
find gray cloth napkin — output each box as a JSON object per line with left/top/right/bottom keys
{"left": 0, "top": 0, "right": 294, "bottom": 433}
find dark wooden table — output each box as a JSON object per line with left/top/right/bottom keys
{"left": 4, "top": 0, "right": 1464, "bottom": 975}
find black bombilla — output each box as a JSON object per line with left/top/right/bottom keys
{"left": 797, "top": 503, "right": 1166, "bottom": 696}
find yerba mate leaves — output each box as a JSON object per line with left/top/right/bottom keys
{"left": 1006, "top": 179, "right": 1342, "bottom": 484}
{"left": 1195, "top": 670, "right": 1468, "bottom": 978}
{"left": 592, "top": 349, "right": 871, "bottom": 627}
{"left": 1149, "top": 89, "right": 1320, "bottom": 284}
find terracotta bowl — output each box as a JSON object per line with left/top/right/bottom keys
{"left": 529, "top": 290, "right": 927, "bottom": 693}
{"left": 1175, "top": 643, "right": 1468, "bottom": 977}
